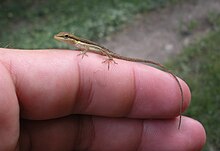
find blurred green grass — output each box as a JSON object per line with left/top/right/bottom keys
{"left": 0, "top": 0, "right": 176, "bottom": 49}
{"left": 168, "top": 16, "right": 220, "bottom": 150}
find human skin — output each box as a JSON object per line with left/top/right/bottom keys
{"left": 0, "top": 48, "right": 206, "bottom": 151}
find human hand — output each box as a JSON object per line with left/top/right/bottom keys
{"left": 0, "top": 48, "right": 206, "bottom": 151}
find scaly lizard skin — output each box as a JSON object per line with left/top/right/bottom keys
{"left": 54, "top": 32, "right": 184, "bottom": 129}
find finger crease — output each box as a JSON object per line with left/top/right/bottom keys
{"left": 73, "top": 62, "right": 94, "bottom": 113}
{"left": 124, "top": 67, "right": 137, "bottom": 117}
{"left": 136, "top": 119, "right": 144, "bottom": 151}
{"left": 75, "top": 115, "right": 95, "bottom": 150}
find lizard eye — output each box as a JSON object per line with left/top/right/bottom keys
{"left": 64, "top": 34, "right": 69, "bottom": 39}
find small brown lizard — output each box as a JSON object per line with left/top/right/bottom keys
{"left": 54, "top": 32, "right": 184, "bottom": 129}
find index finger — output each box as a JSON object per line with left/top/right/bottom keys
{"left": 0, "top": 49, "right": 190, "bottom": 120}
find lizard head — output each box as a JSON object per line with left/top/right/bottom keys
{"left": 54, "top": 32, "right": 79, "bottom": 45}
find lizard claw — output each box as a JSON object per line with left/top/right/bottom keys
{"left": 77, "top": 51, "right": 88, "bottom": 59}
{"left": 102, "top": 58, "right": 118, "bottom": 70}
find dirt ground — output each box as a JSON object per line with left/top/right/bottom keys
{"left": 102, "top": 0, "right": 220, "bottom": 63}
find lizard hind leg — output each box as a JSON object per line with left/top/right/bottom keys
{"left": 102, "top": 57, "right": 118, "bottom": 70}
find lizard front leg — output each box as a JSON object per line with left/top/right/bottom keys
{"left": 77, "top": 49, "right": 89, "bottom": 58}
